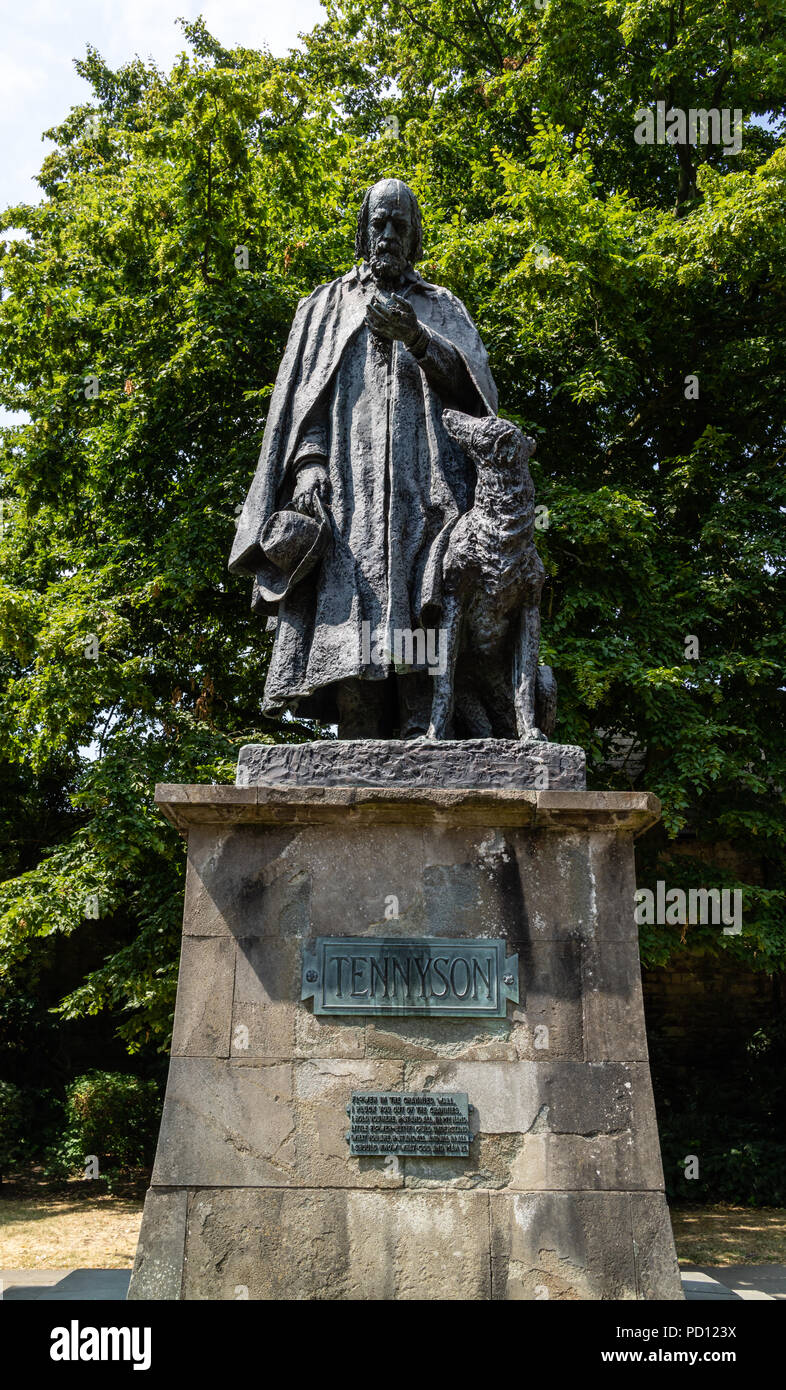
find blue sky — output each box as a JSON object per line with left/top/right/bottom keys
{"left": 1, "top": 1, "right": 326, "bottom": 212}
{"left": 0, "top": 2, "right": 325, "bottom": 423}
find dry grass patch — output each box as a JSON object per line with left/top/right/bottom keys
{"left": 671, "top": 1204, "right": 786, "bottom": 1266}
{"left": 0, "top": 1173, "right": 145, "bottom": 1269}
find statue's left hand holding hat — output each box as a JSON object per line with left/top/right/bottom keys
{"left": 251, "top": 495, "right": 331, "bottom": 609}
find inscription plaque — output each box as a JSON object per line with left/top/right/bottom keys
{"left": 347, "top": 1091, "right": 472, "bottom": 1156}
{"left": 302, "top": 937, "right": 518, "bottom": 1017}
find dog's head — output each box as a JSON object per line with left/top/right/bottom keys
{"left": 442, "top": 409, "right": 536, "bottom": 470}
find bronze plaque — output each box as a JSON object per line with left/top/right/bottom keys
{"left": 346, "top": 1091, "right": 472, "bottom": 1157}
{"left": 302, "top": 937, "right": 518, "bottom": 1017}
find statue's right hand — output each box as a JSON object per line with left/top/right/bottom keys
{"left": 291, "top": 461, "right": 331, "bottom": 517}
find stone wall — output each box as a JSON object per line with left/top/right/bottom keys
{"left": 643, "top": 959, "right": 782, "bottom": 1066}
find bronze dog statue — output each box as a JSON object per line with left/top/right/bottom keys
{"left": 426, "top": 410, "right": 556, "bottom": 742}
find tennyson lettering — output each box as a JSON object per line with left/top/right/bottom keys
{"left": 303, "top": 937, "right": 519, "bottom": 1018}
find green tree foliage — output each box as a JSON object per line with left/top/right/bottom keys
{"left": 0, "top": 5, "right": 784, "bottom": 1064}
{"left": 0, "top": 1078, "right": 28, "bottom": 1176}
{"left": 46, "top": 1070, "right": 161, "bottom": 1182}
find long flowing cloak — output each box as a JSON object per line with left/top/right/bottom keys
{"left": 229, "top": 265, "right": 498, "bottom": 721}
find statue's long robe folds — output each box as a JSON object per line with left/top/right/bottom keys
{"left": 229, "top": 264, "right": 498, "bottom": 721}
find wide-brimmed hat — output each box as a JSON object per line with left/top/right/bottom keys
{"left": 251, "top": 496, "right": 330, "bottom": 608}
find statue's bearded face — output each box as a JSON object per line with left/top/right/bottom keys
{"left": 367, "top": 188, "right": 415, "bottom": 285}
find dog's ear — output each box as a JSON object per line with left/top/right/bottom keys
{"left": 499, "top": 426, "right": 537, "bottom": 466}
{"left": 492, "top": 423, "right": 522, "bottom": 463}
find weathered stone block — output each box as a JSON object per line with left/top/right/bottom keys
{"left": 490, "top": 1191, "right": 638, "bottom": 1299}
{"left": 180, "top": 1188, "right": 492, "bottom": 1300}
{"left": 183, "top": 1189, "right": 351, "bottom": 1300}
{"left": 151, "top": 1058, "right": 296, "bottom": 1187}
{"left": 345, "top": 1190, "right": 492, "bottom": 1300}
{"left": 631, "top": 1192, "right": 685, "bottom": 1300}
{"left": 514, "top": 831, "right": 640, "bottom": 943}
{"left": 489, "top": 1191, "right": 682, "bottom": 1300}
{"left": 582, "top": 938, "right": 650, "bottom": 1061}
{"left": 127, "top": 1189, "right": 187, "bottom": 1301}
{"left": 231, "top": 934, "right": 299, "bottom": 1059}
{"left": 183, "top": 825, "right": 308, "bottom": 940}
{"left": 237, "top": 737, "right": 586, "bottom": 791}
{"left": 514, "top": 940, "right": 584, "bottom": 1059}
{"left": 171, "top": 936, "right": 235, "bottom": 1057}
{"left": 155, "top": 783, "right": 660, "bottom": 835}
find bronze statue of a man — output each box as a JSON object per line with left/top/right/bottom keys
{"left": 229, "top": 178, "right": 498, "bottom": 737}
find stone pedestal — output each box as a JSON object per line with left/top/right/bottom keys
{"left": 128, "top": 743, "right": 682, "bottom": 1301}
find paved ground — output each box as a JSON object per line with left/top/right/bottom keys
{"left": 681, "top": 1265, "right": 786, "bottom": 1301}
{"left": 1, "top": 1269, "right": 132, "bottom": 1300}
{"left": 2, "top": 1267, "right": 786, "bottom": 1300}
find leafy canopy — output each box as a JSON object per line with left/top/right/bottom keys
{"left": 0, "top": 4, "right": 784, "bottom": 1058}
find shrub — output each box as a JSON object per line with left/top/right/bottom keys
{"left": 653, "top": 1011, "right": 786, "bottom": 1206}
{"left": 0, "top": 1079, "right": 27, "bottom": 1178}
{"left": 47, "top": 1071, "right": 161, "bottom": 1183}
{"left": 660, "top": 1118, "right": 786, "bottom": 1206}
